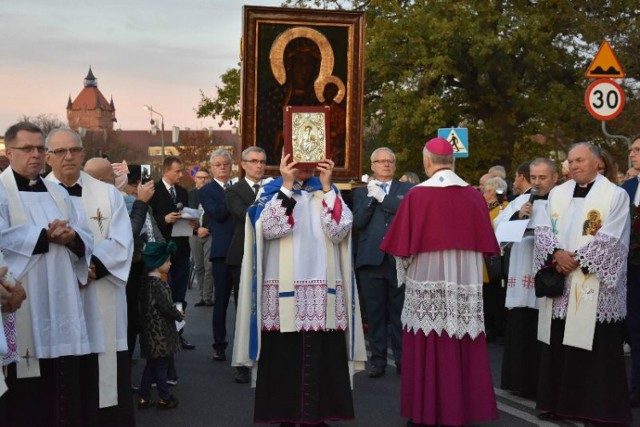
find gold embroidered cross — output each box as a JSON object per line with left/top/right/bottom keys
{"left": 90, "top": 208, "right": 108, "bottom": 234}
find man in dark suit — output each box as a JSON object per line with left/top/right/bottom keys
{"left": 198, "top": 149, "right": 235, "bottom": 363}
{"left": 188, "top": 168, "right": 214, "bottom": 307}
{"left": 225, "top": 146, "right": 267, "bottom": 383}
{"left": 353, "top": 147, "right": 414, "bottom": 378}
{"left": 148, "top": 156, "right": 196, "bottom": 356}
{"left": 622, "top": 134, "right": 640, "bottom": 407}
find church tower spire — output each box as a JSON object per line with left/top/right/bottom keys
{"left": 84, "top": 67, "right": 97, "bottom": 88}
{"left": 67, "top": 67, "right": 116, "bottom": 131}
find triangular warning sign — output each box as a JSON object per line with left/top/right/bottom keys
{"left": 586, "top": 40, "right": 625, "bottom": 78}
{"left": 446, "top": 129, "right": 467, "bottom": 154}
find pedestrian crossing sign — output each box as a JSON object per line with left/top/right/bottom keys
{"left": 437, "top": 128, "right": 468, "bottom": 158}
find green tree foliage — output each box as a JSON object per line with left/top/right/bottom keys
{"left": 200, "top": 1, "right": 639, "bottom": 182}
{"left": 196, "top": 66, "right": 241, "bottom": 127}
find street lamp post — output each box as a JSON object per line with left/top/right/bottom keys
{"left": 143, "top": 105, "right": 165, "bottom": 164}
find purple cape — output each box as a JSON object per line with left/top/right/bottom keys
{"left": 380, "top": 185, "right": 499, "bottom": 257}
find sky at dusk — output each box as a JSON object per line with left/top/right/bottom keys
{"left": 0, "top": 0, "right": 283, "bottom": 135}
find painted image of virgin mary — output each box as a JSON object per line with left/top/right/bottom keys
{"left": 256, "top": 27, "right": 347, "bottom": 167}
{"left": 258, "top": 38, "right": 321, "bottom": 164}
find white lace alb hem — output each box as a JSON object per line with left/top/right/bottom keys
{"left": 402, "top": 279, "right": 485, "bottom": 340}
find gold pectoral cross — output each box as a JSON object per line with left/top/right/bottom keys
{"left": 21, "top": 348, "right": 32, "bottom": 369}
{"left": 90, "top": 208, "right": 109, "bottom": 235}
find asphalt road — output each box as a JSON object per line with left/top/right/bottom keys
{"left": 131, "top": 285, "right": 640, "bottom": 427}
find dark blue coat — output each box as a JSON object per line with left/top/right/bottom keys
{"left": 198, "top": 180, "right": 234, "bottom": 260}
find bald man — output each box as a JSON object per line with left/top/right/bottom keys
{"left": 45, "top": 129, "right": 135, "bottom": 426}
{"left": 84, "top": 157, "right": 117, "bottom": 185}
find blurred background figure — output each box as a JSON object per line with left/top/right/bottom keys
{"left": 561, "top": 159, "right": 571, "bottom": 182}
{"left": 399, "top": 171, "right": 420, "bottom": 184}
{"left": 480, "top": 176, "right": 508, "bottom": 343}
{"left": 512, "top": 161, "right": 532, "bottom": 197}
{"left": 0, "top": 155, "right": 9, "bottom": 172}
{"left": 188, "top": 168, "right": 214, "bottom": 308}
{"left": 595, "top": 147, "right": 619, "bottom": 183}
{"left": 488, "top": 165, "right": 514, "bottom": 201}
{"left": 481, "top": 176, "right": 508, "bottom": 220}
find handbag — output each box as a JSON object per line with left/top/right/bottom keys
{"left": 534, "top": 266, "right": 565, "bottom": 298}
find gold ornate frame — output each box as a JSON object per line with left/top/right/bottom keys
{"left": 241, "top": 6, "right": 365, "bottom": 181}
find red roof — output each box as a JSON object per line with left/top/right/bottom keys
{"left": 69, "top": 87, "right": 114, "bottom": 112}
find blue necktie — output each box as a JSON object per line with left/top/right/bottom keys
{"left": 378, "top": 182, "right": 388, "bottom": 194}
{"left": 169, "top": 186, "right": 176, "bottom": 203}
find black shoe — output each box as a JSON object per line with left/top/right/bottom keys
{"left": 137, "top": 397, "right": 154, "bottom": 409}
{"left": 537, "top": 412, "right": 561, "bottom": 420}
{"left": 157, "top": 394, "right": 179, "bottom": 409}
{"left": 131, "top": 384, "right": 139, "bottom": 394}
{"left": 234, "top": 367, "right": 250, "bottom": 384}
{"left": 194, "top": 299, "right": 206, "bottom": 307}
{"left": 212, "top": 350, "right": 226, "bottom": 361}
{"left": 180, "top": 336, "right": 195, "bottom": 350}
{"left": 368, "top": 365, "right": 386, "bottom": 378}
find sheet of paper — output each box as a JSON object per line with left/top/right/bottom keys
{"left": 495, "top": 219, "right": 530, "bottom": 243}
{"left": 175, "top": 320, "right": 186, "bottom": 332}
{"left": 180, "top": 207, "right": 200, "bottom": 220}
{"left": 171, "top": 219, "right": 194, "bottom": 237}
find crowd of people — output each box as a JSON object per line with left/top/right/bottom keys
{"left": 1, "top": 119, "right": 640, "bottom": 427}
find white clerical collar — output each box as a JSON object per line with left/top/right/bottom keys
{"left": 48, "top": 173, "right": 82, "bottom": 187}
{"left": 577, "top": 176, "right": 598, "bottom": 188}
{"left": 419, "top": 169, "right": 468, "bottom": 188}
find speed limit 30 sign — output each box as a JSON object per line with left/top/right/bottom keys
{"left": 584, "top": 78, "right": 625, "bottom": 121}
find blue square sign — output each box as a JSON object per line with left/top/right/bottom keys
{"left": 437, "top": 128, "right": 468, "bottom": 158}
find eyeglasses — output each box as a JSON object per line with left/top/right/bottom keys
{"left": 194, "top": 175, "right": 210, "bottom": 180}
{"left": 372, "top": 159, "right": 395, "bottom": 165}
{"left": 212, "top": 163, "right": 231, "bottom": 168}
{"left": 9, "top": 145, "right": 46, "bottom": 154}
{"left": 243, "top": 159, "right": 266, "bottom": 165}
{"left": 48, "top": 147, "right": 84, "bottom": 157}
{"left": 629, "top": 147, "right": 640, "bottom": 154}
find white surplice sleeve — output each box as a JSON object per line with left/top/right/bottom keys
{"left": 320, "top": 191, "right": 352, "bottom": 244}
{"left": 261, "top": 195, "right": 294, "bottom": 241}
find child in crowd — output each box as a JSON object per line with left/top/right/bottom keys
{"left": 138, "top": 241, "right": 183, "bottom": 410}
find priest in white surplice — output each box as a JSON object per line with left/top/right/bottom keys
{"left": 534, "top": 143, "right": 631, "bottom": 424}
{"left": 494, "top": 158, "right": 557, "bottom": 397}
{"left": 45, "top": 128, "right": 134, "bottom": 427}
{"left": 0, "top": 122, "right": 93, "bottom": 427}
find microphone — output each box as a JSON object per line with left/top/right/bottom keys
{"left": 522, "top": 187, "right": 538, "bottom": 219}
{"left": 175, "top": 202, "right": 184, "bottom": 212}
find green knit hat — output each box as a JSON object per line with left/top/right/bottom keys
{"left": 142, "top": 240, "right": 176, "bottom": 270}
